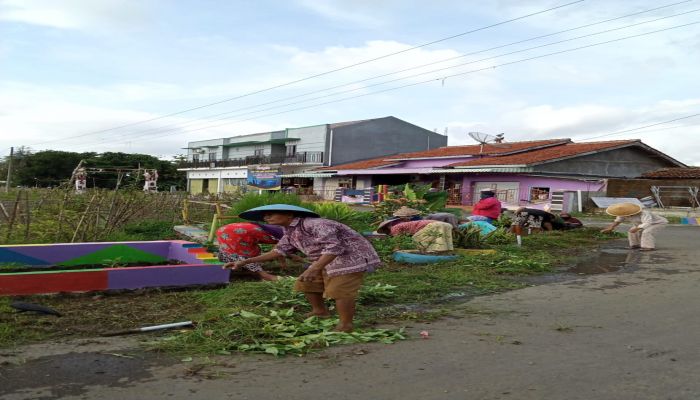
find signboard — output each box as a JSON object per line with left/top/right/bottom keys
{"left": 247, "top": 167, "right": 281, "bottom": 191}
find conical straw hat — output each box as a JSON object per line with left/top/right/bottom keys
{"left": 605, "top": 202, "right": 642, "bottom": 217}
{"left": 393, "top": 206, "right": 421, "bottom": 217}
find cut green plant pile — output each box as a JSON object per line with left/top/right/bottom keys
{"left": 153, "top": 278, "right": 405, "bottom": 356}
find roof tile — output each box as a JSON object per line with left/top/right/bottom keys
{"left": 641, "top": 167, "right": 700, "bottom": 179}
{"left": 447, "top": 140, "right": 639, "bottom": 167}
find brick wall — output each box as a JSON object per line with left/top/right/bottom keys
{"left": 607, "top": 179, "right": 700, "bottom": 207}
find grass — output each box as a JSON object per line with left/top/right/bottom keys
{"left": 0, "top": 227, "right": 624, "bottom": 355}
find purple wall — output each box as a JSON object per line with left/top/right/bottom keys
{"left": 461, "top": 174, "right": 605, "bottom": 206}
{"left": 108, "top": 264, "right": 230, "bottom": 290}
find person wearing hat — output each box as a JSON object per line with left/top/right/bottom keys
{"left": 601, "top": 202, "right": 668, "bottom": 250}
{"left": 383, "top": 207, "right": 454, "bottom": 252}
{"left": 469, "top": 189, "right": 502, "bottom": 223}
{"left": 375, "top": 206, "right": 423, "bottom": 235}
{"left": 226, "top": 204, "right": 380, "bottom": 332}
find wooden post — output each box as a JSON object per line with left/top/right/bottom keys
{"left": 5, "top": 190, "right": 21, "bottom": 241}
{"left": 23, "top": 190, "right": 30, "bottom": 242}
{"left": 208, "top": 214, "right": 218, "bottom": 243}
{"left": 4, "top": 146, "right": 13, "bottom": 193}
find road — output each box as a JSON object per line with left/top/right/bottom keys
{"left": 2, "top": 226, "right": 700, "bottom": 400}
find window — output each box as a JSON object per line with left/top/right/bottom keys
{"left": 192, "top": 154, "right": 199, "bottom": 162}
{"left": 337, "top": 177, "right": 353, "bottom": 189}
{"left": 254, "top": 149, "right": 264, "bottom": 156}
{"left": 208, "top": 152, "right": 217, "bottom": 161}
{"left": 529, "top": 187, "right": 550, "bottom": 203}
{"left": 286, "top": 145, "right": 297, "bottom": 157}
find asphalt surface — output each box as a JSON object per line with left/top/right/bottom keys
{"left": 2, "top": 226, "right": 699, "bottom": 400}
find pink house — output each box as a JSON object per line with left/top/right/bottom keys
{"left": 300, "top": 139, "right": 685, "bottom": 211}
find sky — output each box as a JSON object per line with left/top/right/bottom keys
{"left": 1, "top": 0, "right": 699, "bottom": 165}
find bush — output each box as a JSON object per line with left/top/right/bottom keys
{"left": 104, "top": 220, "right": 177, "bottom": 241}
{"left": 310, "top": 202, "right": 360, "bottom": 226}
{"left": 228, "top": 192, "right": 308, "bottom": 217}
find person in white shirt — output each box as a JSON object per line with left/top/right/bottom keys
{"left": 600, "top": 203, "right": 668, "bottom": 251}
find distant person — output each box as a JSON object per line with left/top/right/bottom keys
{"left": 511, "top": 207, "right": 558, "bottom": 232}
{"left": 559, "top": 213, "right": 584, "bottom": 230}
{"left": 425, "top": 212, "right": 460, "bottom": 228}
{"left": 469, "top": 189, "right": 501, "bottom": 223}
{"left": 600, "top": 203, "right": 668, "bottom": 251}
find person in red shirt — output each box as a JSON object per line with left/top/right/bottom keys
{"left": 470, "top": 189, "right": 502, "bottom": 223}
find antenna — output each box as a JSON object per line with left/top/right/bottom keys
{"left": 468, "top": 132, "right": 506, "bottom": 154}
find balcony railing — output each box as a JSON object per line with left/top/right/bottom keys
{"left": 180, "top": 151, "right": 324, "bottom": 169}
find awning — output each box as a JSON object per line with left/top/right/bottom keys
{"left": 278, "top": 173, "right": 336, "bottom": 178}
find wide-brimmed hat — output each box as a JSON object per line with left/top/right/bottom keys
{"left": 605, "top": 202, "right": 642, "bottom": 217}
{"left": 393, "top": 206, "right": 421, "bottom": 217}
{"left": 238, "top": 204, "right": 320, "bottom": 221}
{"left": 376, "top": 218, "right": 400, "bottom": 234}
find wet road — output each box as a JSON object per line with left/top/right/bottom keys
{"left": 2, "top": 226, "right": 700, "bottom": 400}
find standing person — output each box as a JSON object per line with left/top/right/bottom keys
{"left": 600, "top": 203, "right": 668, "bottom": 251}
{"left": 226, "top": 204, "right": 380, "bottom": 333}
{"left": 470, "top": 189, "right": 502, "bottom": 223}
{"left": 216, "top": 222, "right": 284, "bottom": 281}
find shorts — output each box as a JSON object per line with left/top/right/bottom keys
{"left": 294, "top": 270, "right": 365, "bottom": 300}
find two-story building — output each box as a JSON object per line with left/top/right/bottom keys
{"left": 178, "top": 116, "right": 447, "bottom": 194}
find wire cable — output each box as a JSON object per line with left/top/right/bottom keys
{"left": 579, "top": 113, "right": 700, "bottom": 140}
{"left": 14, "top": 0, "right": 585, "bottom": 151}
{"left": 115, "top": 21, "right": 700, "bottom": 147}
{"left": 89, "top": 0, "right": 697, "bottom": 142}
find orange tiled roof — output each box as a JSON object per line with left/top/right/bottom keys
{"left": 385, "top": 139, "right": 571, "bottom": 159}
{"left": 447, "top": 140, "right": 639, "bottom": 167}
{"left": 318, "top": 139, "right": 572, "bottom": 171}
{"left": 641, "top": 167, "right": 700, "bottom": 179}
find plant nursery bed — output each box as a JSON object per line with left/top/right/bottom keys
{"left": 0, "top": 240, "right": 229, "bottom": 296}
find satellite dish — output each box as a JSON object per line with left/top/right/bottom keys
{"left": 468, "top": 132, "right": 507, "bottom": 155}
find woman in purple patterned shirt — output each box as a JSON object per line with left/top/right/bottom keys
{"left": 224, "top": 204, "right": 380, "bottom": 332}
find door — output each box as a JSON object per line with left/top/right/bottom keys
{"left": 473, "top": 182, "right": 520, "bottom": 206}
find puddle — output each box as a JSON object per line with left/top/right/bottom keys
{"left": 566, "top": 249, "right": 632, "bottom": 275}
{"left": 0, "top": 351, "right": 174, "bottom": 399}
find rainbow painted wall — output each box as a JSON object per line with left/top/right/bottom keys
{"left": 0, "top": 240, "right": 229, "bottom": 296}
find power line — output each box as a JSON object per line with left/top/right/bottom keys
{"left": 88, "top": 0, "right": 697, "bottom": 142}
{"left": 580, "top": 113, "right": 700, "bottom": 140}
{"left": 13, "top": 1, "right": 585, "bottom": 149}
{"left": 117, "top": 21, "right": 700, "bottom": 146}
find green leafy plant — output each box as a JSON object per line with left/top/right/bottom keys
{"left": 453, "top": 225, "right": 488, "bottom": 249}
{"left": 310, "top": 202, "right": 361, "bottom": 225}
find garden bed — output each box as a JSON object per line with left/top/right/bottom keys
{"left": 0, "top": 240, "right": 228, "bottom": 296}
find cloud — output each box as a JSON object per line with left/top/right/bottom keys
{"left": 0, "top": 0, "right": 153, "bottom": 31}
{"left": 446, "top": 99, "right": 700, "bottom": 166}
{"left": 295, "top": 0, "right": 386, "bottom": 27}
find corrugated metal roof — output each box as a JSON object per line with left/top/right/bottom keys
{"left": 278, "top": 173, "right": 337, "bottom": 178}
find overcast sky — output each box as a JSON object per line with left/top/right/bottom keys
{"left": 1, "top": 0, "right": 699, "bottom": 165}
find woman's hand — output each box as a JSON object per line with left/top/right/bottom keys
{"left": 223, "top": 259, "right": 248, "bottom": 270}
{"left": 629, "top": 227, "right": 641, "bottom": 233}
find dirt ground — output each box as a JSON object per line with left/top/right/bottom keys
{"left": 2, "top": 226, "right": 700, "bottom": 400}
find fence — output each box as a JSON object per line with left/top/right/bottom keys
{"left": 0, "top": 189, "right": 188, "bottom": 244}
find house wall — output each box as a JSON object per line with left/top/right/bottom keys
{"left": 287, "top": 125, "right": 328, "bottom": 155}
{"left": 186, "top": 138, "right": 224, "bottom": 161}
{"left": 329, "top": 116, "right": 447, "bottom": 166}
{"left": 460, "top": 174, "right": 605, "bottom": 206}
{"left": 533, "top": 147, "right": 677, "bottom": 178}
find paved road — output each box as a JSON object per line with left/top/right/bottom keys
{"left": 2, "top": 226, "right": 700, "bottom": 400}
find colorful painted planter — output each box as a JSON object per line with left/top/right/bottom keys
{"left": 393, "top": 250, "right": 459, "bottom": 264}
{"left": 0, "top": 240, "right": 228, "bottom": 296}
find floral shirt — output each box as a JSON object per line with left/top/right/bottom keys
{"left": 216, "top": 223, "right": 278, "bottom": 258}
{"left": 390, "top": 220, "right": 434, "bottom": 236}
{"left": 274, "top": 218, "right": 380, "bottom": 277}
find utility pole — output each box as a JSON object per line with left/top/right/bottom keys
{"left": 4, "top": 147, "right": 13, "bottom": 193}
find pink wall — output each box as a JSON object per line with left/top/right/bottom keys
{"left": 460, "top": 174, "right": 605, "bottom": 206}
